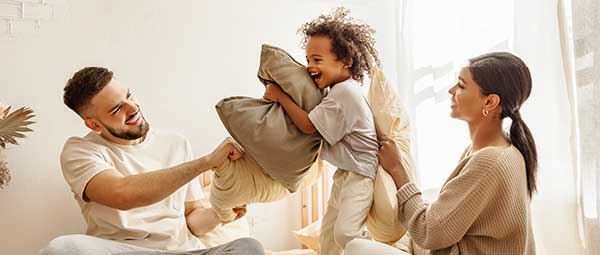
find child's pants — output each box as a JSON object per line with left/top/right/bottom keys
{"left": 209, "top": 154, "right": 290, "bottom": 223}
{"left": 320, "top": 169, "right": 374, "bottom": 255}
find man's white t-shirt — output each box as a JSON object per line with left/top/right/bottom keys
{"left": 60, "top": 129, "right": 205, "bottom": 251}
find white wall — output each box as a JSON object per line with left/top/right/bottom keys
{"left": 0, "top": 0, "right": 398, "bottom": 254}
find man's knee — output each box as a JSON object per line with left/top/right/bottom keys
{"left": 39, "top": 234, "right": 91, "bottom": 255}
{"left": 231, "top": 237, "right": 264, "bottom": 255}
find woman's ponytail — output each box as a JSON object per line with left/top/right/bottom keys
{"left": 469, "top": 52, "right": 538, "bottom": 197}
{"left": 508, "top": 111, "right": 538, "bottom": 197}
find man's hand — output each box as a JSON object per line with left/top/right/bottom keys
{"left": 208, "top": 137, "right": 244, "bottom": 169}
{"left": 233, "top": 205, "right": 247, "bottom": 220}
{"left": 227, "top": 138, "right": 244, "bottom": 161}
{"left": 263, "top": 83, "right": 286, "bottom": 103}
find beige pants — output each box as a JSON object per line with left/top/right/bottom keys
{"left": 319, "top": 170, "right": 374, "bottom": 255}
{"left": 209, "top": 154, "right": 290, "bottom": 222}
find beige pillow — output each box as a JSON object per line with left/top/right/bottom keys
{"left": 215, "top": 44, "right": 323, "bottom": 192}
{"left": 197, "top": 187, "right": 251, "bottom": 248}
{"left": 292, "top": 220, "right": 321, "bottom": 253}
{"left": 366, "top": 68, "right": 416, "bottom": 244}
{"left": 197, "top": 216, "right": 250, "bottom": 248}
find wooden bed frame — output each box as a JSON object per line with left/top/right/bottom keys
{"left": 300, "top": 159, "right": 331, "bottom": 228}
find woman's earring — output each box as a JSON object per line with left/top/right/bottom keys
{"left": 482, "top": 109, "right": 489, "bottom": 117}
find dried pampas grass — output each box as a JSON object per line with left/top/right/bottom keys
{"left": 0, "top": 160, "right": 9, "bottom": 189}
{"left": 0, "top": 106, "right": 35, "bottom": 189}
{"left": 0, "top": 107, "right": 35, "bottom": 149}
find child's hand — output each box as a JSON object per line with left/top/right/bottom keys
{"left": 263, "top": 83, "right": 285, "bottom": 103}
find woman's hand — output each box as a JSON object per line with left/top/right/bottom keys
{"left": 263, "top": 83, "right": 285, "bottom": 103}
{"left": 377, "top": 137, "right": 412, "bottom": 189}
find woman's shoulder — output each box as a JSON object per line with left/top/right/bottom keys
{"left": 466, "top": 145, "right": 525, "bottom": 175}
{"left": 472, "top": 145, "right": 522, "bottom": 160}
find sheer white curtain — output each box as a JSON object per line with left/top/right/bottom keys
{"left": 565, "top": 0, "right": 600, "bottom": 253}
{"left": 395, "top": 0, "right": 514, "bottom": 191}
{"left": 395, "top": 0, "right": 581, "bottom": 253}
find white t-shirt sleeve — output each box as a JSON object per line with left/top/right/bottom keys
{"left": 60, "top": 138, "right": 114, "bottom": 202}
{"left": 183, "top": 139, "right": 204, "bottom": 202}
{"left": 185, "top": 178, "right": 204, "bottom": 202}
{"left": 309, "top": 91, "right": 356, "bottom": 145}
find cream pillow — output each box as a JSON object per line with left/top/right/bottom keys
{"left": 197, "top": 187, "right": 251, "bottom": 248}
{"left": 197, "top": 217, "right": 250, "bottom": 248}
{"left": 292, "top": 219, "right": 321, "bottom": 254}
{"left": 366, "top": 68, "right": 416, "bottom": 244}
{"left": 266, "top": 250, "right": 317, "bottom": 255}
{"left": 215, "top": 44, "right": 323, "bottom": 192}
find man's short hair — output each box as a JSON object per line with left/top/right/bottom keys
{"left": 63, "top": 67, "right": 113, "bottom": 115}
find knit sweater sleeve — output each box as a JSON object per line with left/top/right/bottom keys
{"left": 396, "top": 149, "right": 510, "bottom": 250}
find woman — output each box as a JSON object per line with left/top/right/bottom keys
{"left": 345, "top": 52, "right": 537, "bottom": 254}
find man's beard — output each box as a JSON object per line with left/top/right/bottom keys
{"left": 103, "top": 114, "right": 150, "bottom": 140}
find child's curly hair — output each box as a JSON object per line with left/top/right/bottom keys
{"left": 298, "top": 7, "right": 381, "bottom": 84}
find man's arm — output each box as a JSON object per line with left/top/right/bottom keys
{"left": 84, "top": 138, "right": 242, "bottom": 211}
{"left": 263, "top": 83, "right": 316, "bottom": 134}
{"left": 184, "top": 201, "right": 247, "bottom": 236}
{"left": 184, "top": 201, "right": 220, "bottom": 236}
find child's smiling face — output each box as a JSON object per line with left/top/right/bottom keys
{"left": 305, "top": 35, "right": 352, "bottom": 89}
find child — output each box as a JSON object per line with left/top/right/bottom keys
{"left": 263, "top": 7, "right": 380, "bottom": 255}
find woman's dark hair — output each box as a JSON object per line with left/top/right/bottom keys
{"left": 298, "top": 7, "right": 380, "bottom": 84}
{"left": 469, "top": 52, "right": 538, "bottom": 197}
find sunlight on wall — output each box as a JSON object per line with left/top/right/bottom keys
{"left": 405, "top": 0, "right": 514, "bottom": 190}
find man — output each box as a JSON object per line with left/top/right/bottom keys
{"left": 41, "top": 67, "right": 263, "bottom": 255}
